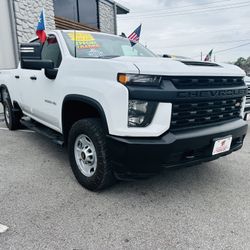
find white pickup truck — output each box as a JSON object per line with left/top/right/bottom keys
{"left": 0, "top": 30, "right": 249, "bottom": 191}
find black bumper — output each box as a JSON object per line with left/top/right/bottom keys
{"left": 107, "top": 119, "right": 248, "bottom": 177}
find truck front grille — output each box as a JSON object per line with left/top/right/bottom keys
{"left": 171, "top": 98, "right": 242, "bottom": 130}
{"left": 167, "top": 76, "right": 245, "bottom": 89}
{"left": 246, "top": 86, "right": 250, "bottom": 105}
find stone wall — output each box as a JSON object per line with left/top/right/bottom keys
{"left": 13, "top": 0, "right": 55, "bottom": 43}
{"left": 99, "top": 0, "right": 116, "bottom": 34}
{"left": 13, "top": 0, "right": 121, "bottom": 41}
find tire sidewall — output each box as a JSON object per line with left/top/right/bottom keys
{"left": 68, "top": 119, "right": 112, "bottom": 191}
{"left": 3, "top": 99, "right": 13, "bottom": 129}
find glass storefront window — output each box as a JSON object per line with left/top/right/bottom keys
{"left": 78, "top": 0, "right": 98, "bottom": 28}
{"left": 53, "top": 0, "right": 78, "bottom": 22}
{"left": 53, "top": 0, "right": 98, "bottom": 28}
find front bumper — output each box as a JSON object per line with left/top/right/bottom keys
{"left": 107, "top": 119, "right": 248, "bottom": 178}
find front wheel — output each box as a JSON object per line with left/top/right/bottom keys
{"left": 68, "top": 118, "right": 116, "bottom": 191}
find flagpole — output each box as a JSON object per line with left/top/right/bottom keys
{"left": 43, "top": 7, "right": 46, "bottom": 30}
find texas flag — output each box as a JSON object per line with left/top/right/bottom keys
{"left": 36, "top": 9, "right": 47, "bottom": 43}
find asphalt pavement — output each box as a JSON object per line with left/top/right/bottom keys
{"left": 0, "top": 107, "right": 249, "bottom": 250}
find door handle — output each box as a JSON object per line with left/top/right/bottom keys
{"left": 30, "top": 76, "right": 37, "bottom": 80}
{"left": 15, "top": 75, "right": 20, "bottom": 79}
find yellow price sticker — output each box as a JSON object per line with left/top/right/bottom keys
{"left": 67, "top": 32, "right": 95, "bottom": 42}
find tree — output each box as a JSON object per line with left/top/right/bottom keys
{"left": 234, "top": 57, "right": 250, "bottom": 75}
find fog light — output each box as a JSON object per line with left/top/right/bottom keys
{"left": 128, "top": 100, "right": 158, "bottom": 127}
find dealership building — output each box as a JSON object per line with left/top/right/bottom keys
{"left": 13, "top": 0, "right": 129, "bottom": 43}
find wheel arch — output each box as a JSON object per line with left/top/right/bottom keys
{"left": 0, "top": 84, "right": 22, "bottom": 111}
{"left": 62, "top": 95, "right": 109, "bottom": 142}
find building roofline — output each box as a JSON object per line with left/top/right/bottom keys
{"left": 102, "top": 0, "right": 130, "bottom": 14}
{"left": 116, "top": 2, "right": 130, "bottom": 14}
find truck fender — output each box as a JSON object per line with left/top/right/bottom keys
{"left": 62, "top": 95, "right": 109, "bottom": 139}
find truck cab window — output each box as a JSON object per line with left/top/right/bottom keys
{"left": 41, "top": 36, "right": 62, "bottom": 68}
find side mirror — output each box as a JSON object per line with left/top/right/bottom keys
{"left": 20, "top": 43, "right": 42, "bottom": 60}
{"left": 21, "top": 59, "right": 54, "bottom": 70}
{"left": 20, "top": 43, "right": 41, "bottom": 69}
{"left": 45, "top": 68, "right": 58, "bottom": 80}
{"left": 20, "top": 43, "right": 58, "bottom": 79}
{"left": 20, "top": 43, "right": 54, "bottom": 70}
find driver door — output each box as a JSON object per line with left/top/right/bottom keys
{"left": 21, "top": 35, "right": 62, "bottom": 131}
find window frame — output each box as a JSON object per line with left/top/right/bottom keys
{"left": 53, "top": 0, "right": 100, "bottom": 29}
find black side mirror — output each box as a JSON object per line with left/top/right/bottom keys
{"left": 45, "top": 68, "right": 58, "bottom": 80}
{"left": 21, "top": 59, "right": 54, "bottom": 70}
{"left": 20, "top": 43, "right": 54, "bottom": 70}
{"left": 20, "top": 43, "right": 42, "bottom": 60}
{"left": 20, "top": 43, "right": 41, "bottom": 69}
{"left": 20, "top": 43, "right": 58, "bottom": 79}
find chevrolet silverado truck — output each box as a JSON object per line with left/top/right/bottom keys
{"left": 0, "top": 30, "right": 249, "bottom": 191}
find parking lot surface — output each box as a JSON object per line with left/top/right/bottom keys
{"left": 0, "top": 108, "right": 249, "bottom": 250}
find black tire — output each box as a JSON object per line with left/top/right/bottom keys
{"left": 68, "top": 118, "right": 116, "bottom": 191}
{"left": 3, "top": 97, "right": 20, "bottom": 130}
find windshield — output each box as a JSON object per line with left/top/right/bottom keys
{"left": 62, "top": 31, "right": 156, "bottom": 59}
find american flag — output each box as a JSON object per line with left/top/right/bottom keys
{"left": 128, "top": 24, "right": 142, "bottom": 43}
{"left": 204, "top": 49, "right": 213, "bottom": 62}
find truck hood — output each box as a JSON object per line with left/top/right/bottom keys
{"left": 112, "top": 57, "right": 245, "bottom": 77}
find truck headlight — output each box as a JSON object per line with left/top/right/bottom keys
{"left": 128, "top": 100, "right": 158, "bottom": 127}
{"left": 118, "top": 73, "right": 162, "bottom": 87}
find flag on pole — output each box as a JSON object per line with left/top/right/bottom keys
{"left": 36, "top": 9, "right": 47, "bottom": 44}
{"left": 204, "top": 49, "right": 213, "bottom": 62}
{"left": 128, "top": 24, "right": 142, "bottom": 43}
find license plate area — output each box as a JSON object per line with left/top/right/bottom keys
{"left": 212, "top": 136, "right": 232, "bottom": 156}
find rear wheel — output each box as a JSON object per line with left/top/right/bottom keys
{"left": 2, "top": 94, "right": 21, "bottom": 130}
{"left": 68, "top": 118, "right": 116, "bottom": 191}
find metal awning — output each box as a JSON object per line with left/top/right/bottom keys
{"left": 102, "top": 0, "right": 130, "bottom": 14}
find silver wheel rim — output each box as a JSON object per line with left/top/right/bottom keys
{"left": 4, "top": 104, "right": 10, "bottom": 125}
{"left": 74, "top": 134, "right": 97, "bottom": 177}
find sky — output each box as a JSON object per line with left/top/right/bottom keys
{"left": 117, "top": 0, "right": 250, "bottom": 62}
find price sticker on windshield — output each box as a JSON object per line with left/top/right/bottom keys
{"left": 67, "top": 32, "right": 95, "bottom": 42}
{"left": 67, "top": 32, "right": 100, "bottom": 49}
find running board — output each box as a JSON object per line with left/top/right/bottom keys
{"left": 20, "top": 118, "right": 64, "bottom": 147}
